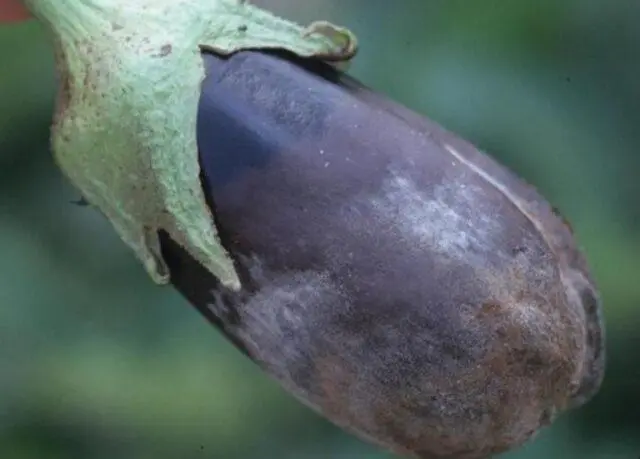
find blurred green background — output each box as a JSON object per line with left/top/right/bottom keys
{"left": 1, "top": 1, "right": 638, "bottom": 458}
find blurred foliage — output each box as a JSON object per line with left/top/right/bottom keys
{"left": 1, "top": 1, "right": 639, "bottom": 458}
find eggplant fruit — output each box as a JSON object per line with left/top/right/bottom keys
{"left": 160, "top": 50, "right": 604, "bottom": 459}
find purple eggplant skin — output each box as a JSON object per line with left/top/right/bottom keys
{"left": 160, "top": 50, "right": 605, "bottom": 459}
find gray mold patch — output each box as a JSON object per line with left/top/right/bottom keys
{"left": 370, "top": 172, "right": 504, "bottom": 264}
{"left": 207, "top": 257, "right": 349, "bottom": 400}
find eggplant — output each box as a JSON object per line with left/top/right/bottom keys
{"left": 160, "top": 50, "right": 604, "bottom": 459}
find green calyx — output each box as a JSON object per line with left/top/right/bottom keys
{"left": 23, "top": 0, "right": 357, "bottom": 290}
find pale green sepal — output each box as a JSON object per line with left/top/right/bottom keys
{"left": 200, "top": 3, "right": 357, "bottom": 61}
{"left": 22, "top": 0, "right": 357, "bottom": 290}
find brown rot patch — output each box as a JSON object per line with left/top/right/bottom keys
{"left": 314, "top": 355, "right": 359, "bottom": 427}
{"left": 478, "top": 301, "right": 504, "bottom": 317}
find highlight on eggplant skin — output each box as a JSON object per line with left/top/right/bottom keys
{"left": 162, "top": 50, "right": 604, "bottom": 459}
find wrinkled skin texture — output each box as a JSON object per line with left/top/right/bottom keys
{"left": 162, "top": 51, "right": 605, "bottom": 459}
